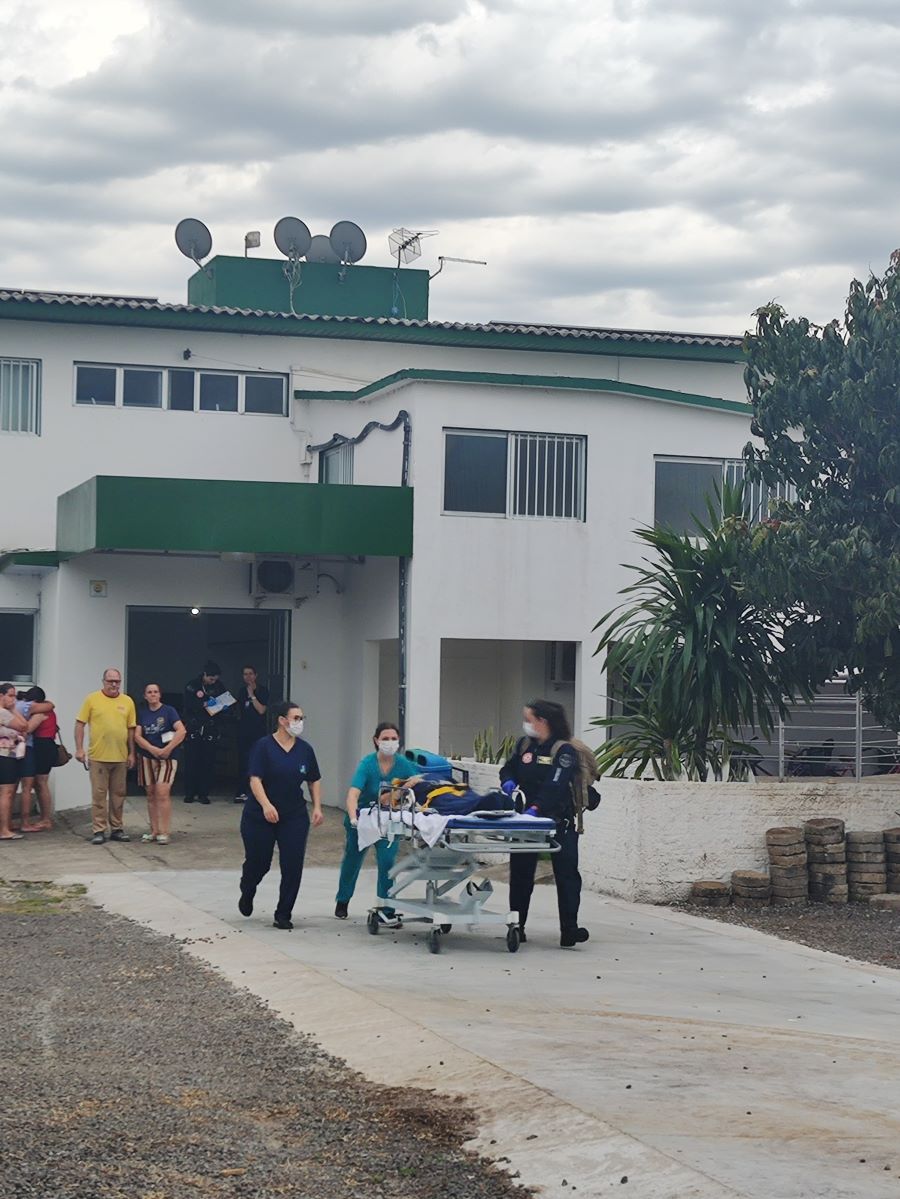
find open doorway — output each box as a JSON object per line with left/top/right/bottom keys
{"left": 125, "top": 607, "right": 290, "bottom": 793}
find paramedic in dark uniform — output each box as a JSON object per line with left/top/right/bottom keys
{"left": 234, "top": 664, "right": 269, "bottom": 803}
{"left": 238, "top": 699, "right": 324, "bottom": 930}
{"left": 500, "top": 698, "right": 589, "bottom": 948}
{"left": 182, "top": 660, "right": 227, "bottom": 804}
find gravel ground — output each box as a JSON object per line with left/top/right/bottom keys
{"left": 673, "top": 899, "right": 900, "bottom": 969}
{"left": 1, "top": 881, "right": 527, "bottom": 1199}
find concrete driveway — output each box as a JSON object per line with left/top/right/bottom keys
{"left": 17, "top": 805, "right": 900, "bottom": 1198}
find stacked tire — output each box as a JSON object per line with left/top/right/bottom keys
{"left": 846, "top": 831, "right": 886, "bottom": 902}
{"left": 731, "top": 870, "right": 770, "bottom": 908}
{"left": 765, "top": 827, "right": 808, "bottom": 905}
{"left": 886, "top": 829, "right": 900, "bottom": 894}
{"left": 804, "top": 818, "right": 848, "bottom": 904}
{"left": 689, "top": 880, "right": 731, "bottom": 908}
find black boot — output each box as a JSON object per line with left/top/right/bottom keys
{"left": 518, "top": 924, "right": 527, "bottom": 943}
{"left": 560, "top": 926, "right": 589, "bottom": 948}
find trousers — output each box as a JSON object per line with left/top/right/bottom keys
{"left": 509, "top": 824, "right": 582, "bottom": 932}
{"left": 89, "top": 760, "right": 128, "bottom": 834}
{"left": 240, "top": 809, "right": 310, "bottom": 921}
{"left": 184, "top": 736, "right": 216, "bottom": 800}
{"left": 336, "top": 812, "right": 400, "bottom": 907}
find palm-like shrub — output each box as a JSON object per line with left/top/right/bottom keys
{"left": 592, "top": 484, "right": 807, "bottom": 780}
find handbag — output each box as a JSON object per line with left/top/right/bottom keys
{"left": 55, "top": 734, "right": 72, "bottom": 768}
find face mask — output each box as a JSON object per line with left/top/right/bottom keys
{"left": 378, "top": 739, "right": 400, "bottom": 756}
{"left": 288, "top": 719, "right": 304, "bottom": 737}
{"left": 522, "top": 721, "right": 537, "bottom": 738}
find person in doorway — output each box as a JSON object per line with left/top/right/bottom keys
{"left": 334, "top": 722, "right": 421, "bottom": 919}
{"left": 500, "top": 699, "right": 589, "bottom": 949}
{"left": 0, "top": 684, "right": 29, "bottom": 841}
{"left": 182, "top": 660, "right": 227, "bottom": 804}
{"left": 18, "top": 686, "right": 59, "bottom": 832}
{"left": 238, "top": 700, "right": 324, "bottom": 930}
{"left": 74, "top": 668, "right": 136, "bottom": 845}
{"left": 134, "top": 683, "right": 186, "bottom": 844}
{"left": 233, "top": 665, "right": 269, "bottom": 804}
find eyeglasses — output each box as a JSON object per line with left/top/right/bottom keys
{"left": 104, "top": 679, "right": 122, "bottom": 686}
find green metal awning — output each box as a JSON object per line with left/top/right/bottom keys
{"left": 0, "top": 551, "right": 69, "bottom": 574}
{"left": 56, "top": 476, "right": 413, "bottom": 558}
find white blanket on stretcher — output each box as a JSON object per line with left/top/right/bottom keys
{"left": 356, "top": 808, "right": 450, "bottom": 850}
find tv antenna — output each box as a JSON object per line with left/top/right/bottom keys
{"left": 388, "top": 228, "right": 438, "bottom": 267}
{"left": 174, "top": 218, "right": 213, "bottom": 276}
{"left": 429, "top": 255, "right": 487, "bottom": 280}
{"left": 273, "top": 217, "right": 311, "bottom": 316}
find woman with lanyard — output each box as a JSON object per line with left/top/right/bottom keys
{"left": 499, "top": 698, "right": 589, "bottom": 948}
{"left": 238, "top": 700, "right": 324, "bottom": 930}
{"left": 334, "top": 721, "right": 420, "bottom": 920}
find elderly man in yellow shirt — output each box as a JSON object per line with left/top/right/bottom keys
{"left": 75, "top": 667, "right": 137, "bottom": 845}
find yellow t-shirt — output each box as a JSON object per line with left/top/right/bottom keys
{"left": 76, "top": 691, "right": 137, "bottom": 762}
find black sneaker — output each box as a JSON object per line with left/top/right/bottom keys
{"left": 518, "top": 926, "right": 527, "bottom": 943}
{"left": 90, "top": 832, "right": 106, "bottom": 845}
{"left": 238, "top": 893, "right": 253, "bottom": 917}
{"left": 233, "top": 794, "right": 246, "bottom": 805}
{"left": 109, "top": 830, "right": 131, "bottom": 843}
{"left": 334, "top": 901, "right": 349, "bottom": 919}
{"left": 199, "top": 796, "right": 211, "bottom": 805}
{"left": 272, "top": 917, "right": 293, "bottom": 930}
{"left": 183, "top": 796, "right": 195, "bottom": 804}
{"left": 560, "top": 927, "right": 589, "bottom": 948}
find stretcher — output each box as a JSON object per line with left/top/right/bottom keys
{"left": 361, "top": 807, "right": 558, "bottom": 953}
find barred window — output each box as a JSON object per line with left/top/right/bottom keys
{"left": 320, "top": 442, "right": 354, "bottom": 485}
{"left": 0, "top": 358, "right": 41, "bottom": 434}
{"left": 655, "top": 456, "right": 793, "bottom": 534}
{"left": 444, "top": 429, "right": 586, "bottom": 521}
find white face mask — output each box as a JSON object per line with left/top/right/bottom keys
{"left": 288, "top": 719, "right": 304, "bottom": 737}
{"left": 522, "top": 721, "right": 537, "bottom": 738}
{"left": 378, "top": 739, "right": 400, "bottom": 756}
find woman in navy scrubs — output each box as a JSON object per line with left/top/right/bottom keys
{"left": 238, "top": 700, "right": 324, "bottom": 929}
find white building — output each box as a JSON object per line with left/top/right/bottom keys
{"left": 0, "top": 252, "right": 753, "bottom": 810}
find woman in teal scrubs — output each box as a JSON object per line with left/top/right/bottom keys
{"left": 334, "top": 722, "right": 420, "bottom": 919}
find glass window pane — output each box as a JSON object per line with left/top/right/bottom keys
{"left": 654, "top": 460, "right": 723, "bottom": 534}
{"left": 168, "top": 370, "right": 195, "bottom": 411}
{"left": 444, "top": 432, "right": 508, "bottom": 514}
{"left": 76, "top": 366, "right": 116, "bottom": 406}
{"left": 0, "top": 613, "right": 35, "bottom": 679}
{"left": 245, "top": 375, "right": 286, "bottom": 415}
{"left": 123, "top": 369, "right": 162, "bottom": 408}
{"left": 199, "top": 373, "right": 238, "bottom": 412}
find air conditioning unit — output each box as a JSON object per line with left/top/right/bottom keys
{"left": 548, "top": 641, "right": 577, "bottom": 685}
{"left": 250, "top": 557, "right": 314, "bottom": 604}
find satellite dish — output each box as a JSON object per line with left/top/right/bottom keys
{"left": 175, "top": 218, "right": 213, "bottom": 264}
{"left": 273, "top": 216, "right": 311, "bottom": 259}
{"left": 329, "top": 220, "right": 367, "bottom": 264}
{"left": 307, "top": 234, "right": 341, "bottom": 264}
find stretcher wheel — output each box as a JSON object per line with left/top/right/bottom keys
{"left": 367, "top": 911, "right": 380, "bottom": 936}
{"left": 440, "top": 924, "right": 452, "bottom": 934}
{"left": 506, "top": 926, "right": 521, "bottom": 953}
{"left": 428, "top": 928, "right": 442, "bottom": 954}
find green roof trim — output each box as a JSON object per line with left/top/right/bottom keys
{"left": 0, "top": 551, "right": 68, "bottom": 574}
{"left": 0, "top": 291, "right": 744, "bottom": 363}
{"left": 294, "top": 368, "right": 751, "bottom": 416}
{"left": 56, "top": 477, "right": 413, "bottom": 558}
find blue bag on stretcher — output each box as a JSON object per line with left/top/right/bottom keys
{"left": 402, "top": 748, "right": 454, "bottom": 780}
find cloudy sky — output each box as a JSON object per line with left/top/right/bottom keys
{"left": 1, "top": 0, "right": 898, "bottom": 333}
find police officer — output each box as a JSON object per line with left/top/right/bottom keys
{"left": 500, "top": 698, "right": 589, "bottom": 948}
{"left": 182, "top": 660, "right": 227, "bottom": 804}
{"left": 238, "top": 699, "right": 324, "bottom": 929}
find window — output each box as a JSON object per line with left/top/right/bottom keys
{"left": 0, "top": 612, "right": 35, "bottom": 681}
{"left": 0, "top": 359, "right": 41, "bottom": 434}
{"left": 443, "top": 429, "right": 586, "bottom": 520}
{"left": 320, "top": 442, "right": 354, "bottom": 484}
{"left": 75, "top": 363, "right": 288, "bottom": 416}
{"left": 654, "top": 457, "right": 794, "bottom": 534}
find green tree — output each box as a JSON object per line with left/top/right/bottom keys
{"left": 744, "top": 251, "right": 900, "bottom": 729}
{"left": 592, "top": 485, "right": 805, "bottom": 780}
